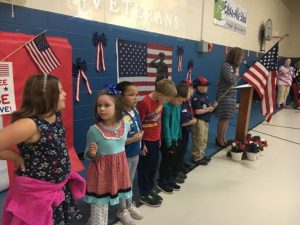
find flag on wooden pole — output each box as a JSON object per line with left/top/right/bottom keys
{"left": 242, "top": 42, "right": 279, "bottom": 122}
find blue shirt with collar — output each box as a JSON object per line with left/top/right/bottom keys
{"left": 191, "top": 91, "right": 212, "bottom": 122}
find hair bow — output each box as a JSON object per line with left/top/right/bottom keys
{"left": 104, "top": 84, "right": 121, "bottom": 95}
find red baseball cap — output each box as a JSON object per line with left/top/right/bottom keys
{"left": 193, "top": 76, "right": 211, "bottom": 87}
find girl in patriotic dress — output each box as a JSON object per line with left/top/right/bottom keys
{"left": 84, "top": 85, "right": 132, "bottom": 225}
{"left": 1, "top": 74, "right": 85, "bottom": 225}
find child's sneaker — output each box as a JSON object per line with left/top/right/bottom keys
{"left": 117, "top": 209, "right": 135, "bottom": 225}
{"left": 140, "top": 193, "right": 161, "bottom": 207}
{"left": 169, "top": 182, "right": 181, "bottom": 191}
{"left": 150, "top": 190, "right": 163, "bottom": 202}
{"left": 157, "top": 183, "right": 174, "bottom": 194}
{"left": 177, "top": 172, "right": 187, "bottom": 179}
{"left": 128, "top": 203, "right": 143, "bottom": 220}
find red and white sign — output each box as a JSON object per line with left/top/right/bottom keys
{"left": 0, "top": 62, "right": 16, "bottom": 115}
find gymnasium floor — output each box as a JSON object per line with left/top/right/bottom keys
{"left": 119, "top": 108, "right": 300, "bottom": 225}
{"left": 1, "top": 104, "right": 300, "bottom": 225}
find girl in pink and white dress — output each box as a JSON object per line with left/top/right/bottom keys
{"left": 84, "top": 84, "right": 133, "bottom": 225}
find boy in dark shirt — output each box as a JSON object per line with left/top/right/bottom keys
{"left": 191, "top": 77, "right": 218, "bottom": 165}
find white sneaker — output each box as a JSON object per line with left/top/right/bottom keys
{"left": 128, "top": 204, "right": 143, "bottom": 220}
{"left": 117, "top": 209, "right": 135, "bottom": 225}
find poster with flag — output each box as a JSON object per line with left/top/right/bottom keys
{"left": 0, "top": 62, "right": 16, "bottom": 115}
{"left": 25, "top": 33, "right": 60, "bottom": 74}
{"left": 242, "top": 42, "right": 279, "bottom": 122}
{"left": 117, "top": 39, "right": 172, "bottom": 98}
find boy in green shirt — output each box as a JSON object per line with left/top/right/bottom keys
{"left": 158, "top": 82, "right": 189, "bottom": 194}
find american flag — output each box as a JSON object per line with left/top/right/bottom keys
{"left": 0, "top": 63, "right": 9, "bottom": 77}
{"left": 25, "top": 33, "right": 60, "bottom": 74}
{"left": 117, "top": 39, "right": 172, "bottom": 97}
{"left": 242, "top": 42, "right": 279, "bottom": 122}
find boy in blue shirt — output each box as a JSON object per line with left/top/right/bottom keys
{"left": 191, "top": 77, "right": 218, "bottom": 165}
{"left": 177, "top": 81, "right": 197, "bottom": 174}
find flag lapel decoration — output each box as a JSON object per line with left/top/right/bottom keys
{"left": 25, "top": 33, "right": 60, "bottom": 74}
{"left": 242, "top": 43, "right": 279, "bottom": 122}
{"left": 117, "top": 39, "right": 172, "bottom": 98}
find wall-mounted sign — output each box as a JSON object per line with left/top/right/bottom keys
{"left": 8, "top": 0, "right": 183, "bottom": 36}
{"left": 213, "top": 0, "right": 247, "bottom": 35}
{"left": 0, "top": 62, "right": 16, "bottom": 115}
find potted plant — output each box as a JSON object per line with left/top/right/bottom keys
{"left": 230, "top": 141, "right": 245, "bottom": 161}
{"left": 245, "top": 141, "right": 260, "bottom": 160}
{"left": 247, "top": 135, "right": 268, "bottom": 158}
{"left": 258, "top": 138, "right": 268, "bottom": 156}
{"left": 227, "top": 134, "right": 268, "bottom": 162}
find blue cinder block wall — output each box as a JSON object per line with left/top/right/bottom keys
{"left": 0, "top": 3, "right": 290, "bottom": 153}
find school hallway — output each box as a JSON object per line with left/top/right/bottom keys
{"left": 114, "top": 108, "right": 300, "bottom": 225}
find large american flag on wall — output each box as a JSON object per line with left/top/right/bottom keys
{"left": 117, "top": 39, "right": 172, "bottom": 97}
{"left": 242, "top": 42, "right": 279, "bottom": 122}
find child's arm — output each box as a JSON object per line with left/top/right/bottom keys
{"left": 87, "top": 143, "right": 98, "bottom": 159}
{"left": 0, "top": 150, "right": 25, "bottom": 171}
{"left": 0, "top": 118, "right": 37, "bottom": 171}
{"left": 125, "top": 131, "right": 144, "bottom": 145}
{"left": 84, "top": 127, "right": 99, "bottom": 160}
{"left": 194, "top": 107, "right": 214, "bottom": 115}
{"left": 194, "top": 101, "right": 218, "bottom": 115}
{"left": 182, "top": 118, "right": 197, "bottom": 127}
{"left": 0, "top": 118, "right": 37, "bottom": 151}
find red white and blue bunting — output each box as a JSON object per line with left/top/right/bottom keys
{"left": 73, "top": 58, "right": 92, "bottom": 102}
{"left": 93, "top": 32, "right": 107, "bottom": 72}
{"left": 186, "top": 60, "right": 193, "bottom": 84}
{"left": 177, "top": 45, "right": 184, "bottom": 72}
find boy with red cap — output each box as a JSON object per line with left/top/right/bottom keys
{"left": 191, "top": 76, "right": 218, "bottom": 165}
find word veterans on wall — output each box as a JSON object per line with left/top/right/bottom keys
{"left": 0, "top": 62, "right": 16, "bottom": 115}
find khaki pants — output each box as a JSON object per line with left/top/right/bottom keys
{"left": 191, "top": 119, "right": 208, "bottom": 161}
{"left": 277, "top": 85, "right": 290, "bottom": 105}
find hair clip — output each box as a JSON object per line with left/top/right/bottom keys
{"left": 42, "top": 73, "right": 48, "bottom": 92}
{"left": 104, "top": 84, "right": 121, "bottom": 95}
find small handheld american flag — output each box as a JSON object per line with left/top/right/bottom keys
{"left": 25, "top": 33, "right": 60, "bottom": 74}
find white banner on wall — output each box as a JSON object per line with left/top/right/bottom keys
{"left": 213, "top": 0, "right": 247, "bottom": 35}
{"left": 3, "top": 0, "right": 189, "bottom": 38}
{"left": 0, "top": 62, "right": 16, "bottom": 115}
